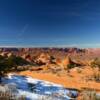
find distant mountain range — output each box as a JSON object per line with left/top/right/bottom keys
{"left": 0, "top": 48, "right": 100, "bottom": 60}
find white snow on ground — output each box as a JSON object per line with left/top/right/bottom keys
{"left": 1, "top": 73, "right": 78, "bottom": 100}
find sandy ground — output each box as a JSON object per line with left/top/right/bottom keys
{"left": 19, "top": 66, "right": 100, "bottom": 92}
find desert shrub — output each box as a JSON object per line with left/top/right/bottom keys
{"left": 0, "top": 56, "right": 12, "bottom": 77}
{"left": 92, "top": 73, "right": 100, "bottom": 82}
{"left": 91, "top": 58, "right": 100, "bottom": 69}
{"left": 0, "top": 55, "right": 5, "bottom": 61}
{"left": 85, "top": 72, "right": 100, "bottom": 82}
{"left": 0, "top": 92, "right": 26, "bottom": 100}
{"left": 81, "top": 89, "right": 100, "bottom": 100}
{"left": 50, "top": 56, "right": 56, "bottom": 64}
{"left": 7, "top": 55, "right": 29, "bottom": 66}
{"left": 77, "top": 68, "right": 82, "bottom": 73}
{"left": 6, "top": 55, "right": 29, "bottom": 70}
{"left": 0, "top": 55, "right": 29, "bottom": 80}
{"left": 67, "top": 64, "right": 76, "bottom": 69}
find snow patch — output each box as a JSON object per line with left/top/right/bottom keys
{"left": 1, "top": 74, "right": 78, "bottom": 100}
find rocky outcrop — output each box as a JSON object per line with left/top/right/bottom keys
{"left": 56, "top": 56, "right": 84, "bottom": 69}
{"left": 36, "top": 53, "right": 51, "bottom": 65}
{"left": 22, "top": 54, "right": 32, "bottom": 62}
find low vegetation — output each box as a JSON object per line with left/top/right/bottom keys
{"left": 0, "top": 91, "right": 26, "bottom": 100}
{"left": 0, "top": 55, "right": 29, "bottom": 81}
{"left": 91, "top": 58, "right": 100, "bottom": 69}
{"left": 92, "top": 73, "right": 100, "bottom": 82}
{"left": 67, "top": 63, "right": 76, "bottom": 69}
{"left": 80, "top": 89, "right": 100, "bottom": 100}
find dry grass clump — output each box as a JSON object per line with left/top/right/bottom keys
{"left": 85, "top": 71, "right": 100, "bottom": 82}
{"left": 92, "top": 72, "right": 100, "bottom": 82}
{"left": 91, "top": 58, "right": 100, "bottom": 69}
{"left": 38, "top": 93, "right": 69, "bottom": 100}
{"left": 79, "top": 89, "right": 100, "bottom": 100}
{"left": 0, "top": 91, "right": 26, "bottom": 100}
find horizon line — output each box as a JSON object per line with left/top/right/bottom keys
{"left": 0, "top": 45, "right": 99, "bottom": 49}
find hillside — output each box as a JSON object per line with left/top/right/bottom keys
{"left": 0, "top": 48, "right": 100, "bottom": 99}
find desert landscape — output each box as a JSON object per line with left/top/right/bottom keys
{"left": 1, "top": 0, "right": 100, "bottom": 100}
{"left": 0, "top": 48, "right": 100, "bottom": 100}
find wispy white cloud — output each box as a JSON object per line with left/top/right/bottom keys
{"left": 18, "top": 24, "right": 29, "bottom": 38}
{"left": 21, "top": 24, "right": 29, "bottom": 33}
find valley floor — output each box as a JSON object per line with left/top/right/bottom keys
{"left": 19, "top": 66, "right": 100, "bottom": 92}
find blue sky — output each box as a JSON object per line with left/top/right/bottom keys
{"left": 0, "top": 0, "right": 100, "bottom": 47}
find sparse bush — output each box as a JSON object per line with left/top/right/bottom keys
{"left": 0, "top": 91, "right": 26, "bottom": 100}
{"left": 80, "top": 89, "right": 100, "bottom": 100}
{"left": 85, "top": 72, "right": 100, "bottom": 82}
{"left": 67, "top": 64, "right": 76, "bottom": 69}
{"left": 77, "top": 68, "right": 82, "bottom": 73}
{"left": 92, "top": 73, "right": 100, "bottom": 82}
{"left": 50, "top": 56, "right": 56, "bottom": 64}
{"left": 0, "top": 55, "right": 30, "bottom": 81}
{"left": 7, "top": 55, "right": 29, "bottom": 66}
{"left": 91, "top": 58, "right": 100, "bottom": 69}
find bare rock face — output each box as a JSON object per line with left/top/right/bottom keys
{"left": 55, "top": 58, "right": 62, "bottom": 66}
{"left": 86, "top": 48, "right": 100, "bottom": 57}
{"left": 0, "top": 52, "right": 8, "bottom": 57}
{"left": 36, "top": 53, "right": 51, "bottom": 65}
{"left": 7, "top": 52, "right": 14, "bottom": 57}
{"left": 22, "top": 54, "right": 32, "bottom": 62}
{"left": 62, "top": 56, "right": 71, "bottom": 67}
{"left": 55, "top": 56, "right": 71, "bottom": 69}
{"left": 56, "top": 56, "right": 86, "bottom": 69}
